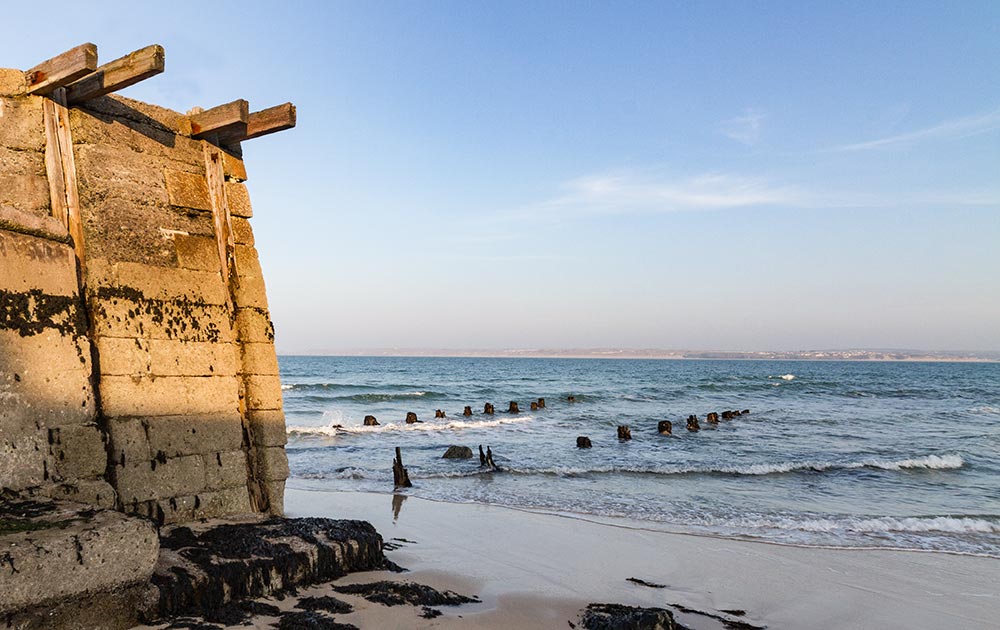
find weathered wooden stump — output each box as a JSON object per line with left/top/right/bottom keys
{"left": 405, "top": 412, "right": 420, "bottom": 424}
{"left": 567, "top": 395, "right": 576, "bottom": 403}
{"left": 463, "top": 406, "right": 473, "bottom": 416}
{"left": 483, "top": 403, "right": 495, "bottom": 415}
{"left": 657, "top": 420, "right": 672, "bottom": 435}
{"left": 537, "top": 398, "right": 546, "bottom": 408}
{"left": 741, "top": 409, "right": 751, "bottom": 415}
{"left": 364, "top": 415, "right": 380, "bottom": 426}
{"left": 434, "top": 409, "right": 446, "bottom": 418}
{"left": 486, "top": 446, "right": 496, "bottom": 468}
{"left": 721, "top": 410, "right": 734, "bottom": 420}
{"left": 478, "top": 445, "right": 498, "bottom": 469}
{"left": 686, "top": 416, "right": 700, "bottom": 432}
{"left": 393, "top": 447, "right": 412, "bottom": 488}
{"left": 530, "top": 401, "right": 539, "bottom": 411}
{"left": 577, "top": 436, "right": 592, "bottom": 448}
{"left": 507, "top": 401, "right": 520, "bottom": 414}
{"left": 706, "top": 412, "right": 719, "bottom": 423}
{"left": 479, "top": 445, "right": 487, "bottom": 466}
{"left": 617, "top": 425, "right": 632, "bottom": 440}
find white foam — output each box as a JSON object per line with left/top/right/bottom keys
{"left": 751, "top": 515, "right": 999, "bottom": 535}
{"left": 970, "top": 405, "right": 1000, "bottom": 415}
{"left": 288, "top": 415, "right": 534, "bottom": 437}
{"left": 281, "top": 384, "right": 294, "bottom": 391}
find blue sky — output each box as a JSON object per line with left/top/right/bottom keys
{"left": 4, "top": 1, "right": 998, "bottom": 352}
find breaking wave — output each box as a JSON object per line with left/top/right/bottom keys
{"left": 755, "top": 515, "right": 1000, "bottom": 535}
{"left": 287, "top": 415, "right": 534, "bottom": 437}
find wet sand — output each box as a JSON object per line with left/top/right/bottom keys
{"left": 283, "top": 487, "right": 999, "bottom": 629}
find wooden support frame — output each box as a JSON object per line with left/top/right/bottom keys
{"left": 191, "top": 100, "right": 249, "bottom": 142}
{"left": 245, "top": 103, "right": 297, "bottom": 140}
{"left": 65, "top": 44, "right": 164, "bottom": 105}
{"left": 41, "top": 88, "right": 87, "bottom": 285}
{"left": 25, "top": 43, "right": 98, "bottom": 95}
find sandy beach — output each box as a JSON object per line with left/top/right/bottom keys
{"left": 282, "top": 487, "right": 999, "bottom": 629}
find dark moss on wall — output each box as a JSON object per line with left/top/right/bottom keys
{"left": 0, "top": 288, "right": 87, "bottom": 338}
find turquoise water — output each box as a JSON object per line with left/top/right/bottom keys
{"left": 280, "top": 356, "right": 1000, "bottom": 556}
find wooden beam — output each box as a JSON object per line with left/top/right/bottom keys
{"left": 190, "top": 99, "right": 249, "bottom": 141}
{"left": 245, "top": 103, "right": 297, "bottom": 140}
{"left": 64, "top": 44, "right": 165, "bottom": 105}
{"left": 25, "top": 43, "right": 98, "bottom": 95}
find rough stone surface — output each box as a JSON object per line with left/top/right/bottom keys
{"left": 332, "top": 581, "right": 480, "bottom": 607}
{"left": 580, "top": 603, "right": 685, "bottom": 630}
{"left": 442, "top": 445, "right": 474, "bottom": 459}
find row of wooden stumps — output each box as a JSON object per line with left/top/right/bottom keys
{"left": 578, "top": 409, "right": 752, "bottom": 448}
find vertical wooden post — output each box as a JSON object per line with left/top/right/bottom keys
{"left": 41, "top": 88, "right": 86, "bottom": 285}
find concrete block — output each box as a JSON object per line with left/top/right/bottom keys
{"left": 0, "top": 68, "right": 26, "bottom": 96}
{"left": 0, "top": 173, "right": 49, "bottom": 215}
{"left": 0, "top": 424, "right": 47, "bottom": 490}
{"left": 234, "top": 307, "right": 274, "bottom": 343}
{"left": 264, "top": 481, "right": 285, "bottom": 516}
{"left": 89, "top": 294, "right": 235, "bottom": 343}
{"left": 0, "top": 145, "right": 45, "bottom": 176}
{"left": 174, "top": 233, "right": 221, "bottom": 272}
{"left": 49, "top": 423, "right": 107, "bottom": 480}
{"left": 82, "top": 94, "right": 192, "bottom": 137}
{"left": 256, "top": 446, "right": 289, "bottom": 482}
{"left": 149, "top": 338, "right": 240, "bottom": 377}
{"left": 0, "top": 329, "right": 95, "bottom": 429}
{"left": 225, "top": 181, "right": 252, "bottom": 217}
{"left": 0, "top": 204, "right": 70, "bottom": 242}
{"left": 44, "top": 479, "right": 118, "bottom": 509}
{"left": 0, "top": 229, "right": 80, "bottom": 295}
{"left": 0, "top": 96, "right": 45, "bottom": 151}
{"left": 194, "top": 485, "right": 254, "bottom": 519}
{"left": 203, "top": 449, "right": 249, "bottom": 490}
{"left": 240, "top": 342, "right": 280, "bottom": 376}
{"left": 234, "top": 244, "right": 262, "bottom": 278}
{"left": 90, "top": 260, "right": 228, "bottom": 305}
{"left": 231, "top": 217, "right": 255, "bottom": 246}
{"left": 108, "top": 416, "right": 151, "bottom": 468}
{"left": 115, "top": 453, "right": 207, "bottom": 504}
{"left": 69, "top": 105, "right": 204, "bottom": 167}
{"left": 100, "top": 375, "right": 240, "bottom": 418}
{"left": 0, "top": 502, "right": 159, "bottom": 614}
{"left": 244, "top": 374, "right": 284, "bottom": 411}
{"left": 222, "top": 149, "right": 247, "bottom": 182}
{"left": 74, "top": 144, "right": 170, "bottom": 206}
{"left": 144, "top": 412, "right": 244, "bottom": 457}
{"left": 165, "top": 169, "right": 211, "bottom": 211}
{"left": 95, "top": 335, "right": 151, "bottom": 375}
{"left": 248, "top": 409, "right": 288, "bottom": 447}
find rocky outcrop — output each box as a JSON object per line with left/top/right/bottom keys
{"left": 579, "top": 603, "right": 686, "bottom": 630}
{"left": 442, "top": 445, "right": 474, "bottom": 459}
{"left": 151, "top": 517, "right": 391, "bottom": 623}
{"left": 332, "top": 580, "right": 479, "bottom": 607}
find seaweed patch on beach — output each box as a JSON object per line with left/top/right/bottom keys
{"left": 580, "top": 603, "right": 689, "bottom": 630}
{"left": 274, "top": 610, "right": 358, "bottom": 630}
{"left": 296, "top": 595, "right": 354, "bottom": 615}
{"left": 332, "top": 580, "right": 480, "bottom": 607}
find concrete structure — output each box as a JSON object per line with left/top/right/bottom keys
{"left": 1, "top": 43, "right": 295, "bottom": 524}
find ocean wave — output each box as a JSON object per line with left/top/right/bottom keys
{"left": 768, "top": 374, "right": 796, "bottom": 381}
{"left": 288, "top": 415, "right": 534, "bottom": 437}
{"left": 970, "top": 405, "right": 1000, "bottom": 415}
{"left": 748, "top": 515, "right": 1000, "bottom": 535}
{"left": 281, "top": 384, "right": 294, "bottom": 391}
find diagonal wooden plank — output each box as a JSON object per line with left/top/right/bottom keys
{"left": 245, "top": 103, "right": 297, "bottom": 140}
{"left": 25, "top": 43, "right": 98, "bottom": 95}
{"left": 190, "top": 100, "right": 249, "bottom": 141}
{"left": 65, "top": 44, "right": 165, "bottom": 105}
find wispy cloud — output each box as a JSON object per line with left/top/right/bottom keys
{"left": 517, "top": 169, "right": 801, "bottom": 218}
{"left": 836, "top": 107, "right": 1000, "bottom": 151}
{"left": 720, "top": 109, "right": 765, "bottom": 145}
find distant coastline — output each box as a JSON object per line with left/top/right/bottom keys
{"left": 281, "top": 348, "right": 1000, "bottom": 363}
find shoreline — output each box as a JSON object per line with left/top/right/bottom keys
{"left": 289, "top": 484, "right": 1000, "bottom": 560}
{"left": 278, "top": 352, "right": 1000, "bottom": 363}
{"left": 285, "top": 487, "right": 1000, "bottom": 629}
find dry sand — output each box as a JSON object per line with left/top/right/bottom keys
{"left": 282, "top": 487, "right": 999, "bottom": 629}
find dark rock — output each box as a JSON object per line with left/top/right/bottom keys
{"left": 483, "top": 403, "right": 495, "bottom": 415}
{"left": 686, "top": 416, "right": 700, "bottom": 432}
{"left": 706, "top": 412, "right": 719, "bottom": 424}
{"left": 421, "top": 606, "right": 443, "bottom": 619}
{"left": 537, "top": 398, "right": 546, "bottom": 408}
{"left": 617, "top": 425, "right": 632, "bottom": 440}
{"left": 434, "top": 409, "right": 446, "bottom": 418}
{"left": 275, "top": 610, "right": 358, "bottom": 630}
{"left": 463, "top": 406, "right": 473, "bottom": 416}
{"left": 363, "top": 415, "right": 379, "bottom": 426}
{"left": 577, "top": 436, "right": 592, "bottom": 448}
{"left": 442, "top": 446, "right": 474, "bottom": 459}
{"left": 580, "top": 603, "right": 683, "bottom": 630}
{"left": 657, "top": 420, "right": 672, "bottom": 436}
{"left": 508, "top": 401, "right": 520, "bottom": 413}
{"left": 332, "top": 581, "right": 479, "bottom": 607}
{"left": 296, "top": 595, "right": 353, "bottom": 614}
{"left": 405, "top": 412, "right": 420, "bottom": 424}
{"left": 153, "top": 518, "right": 388, "bottom": 623}
{"left": 166, "top": 618, "right": 224, "bottom": 629}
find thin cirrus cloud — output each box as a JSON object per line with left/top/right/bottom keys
{"left": 518, "top": 170, "right": 802, "bottom": 218}
{"left": 719, "top": 109, "right": 766, "bottom": 145}
{"left": 835, "top": 106, "right": 1000, "bottom": 151}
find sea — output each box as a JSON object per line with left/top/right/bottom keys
{"left": 280, "top": 356, "right": 1000, "bottom": 557}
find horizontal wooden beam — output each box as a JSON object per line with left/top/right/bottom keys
{"left": 25, "top": 43, "right": 98, "bottom": 95}
{"left": 65, "top": 44, "right": 165, "bottom": 105}
{"left": 190, "top": 99, "right": 249, "bottom": 141}
{"left": 245, "top": 103, "right": 297, "bottom": 140}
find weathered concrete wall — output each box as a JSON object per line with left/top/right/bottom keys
{"left": 0, "top": 67, "right": 287, "bottom": 523}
